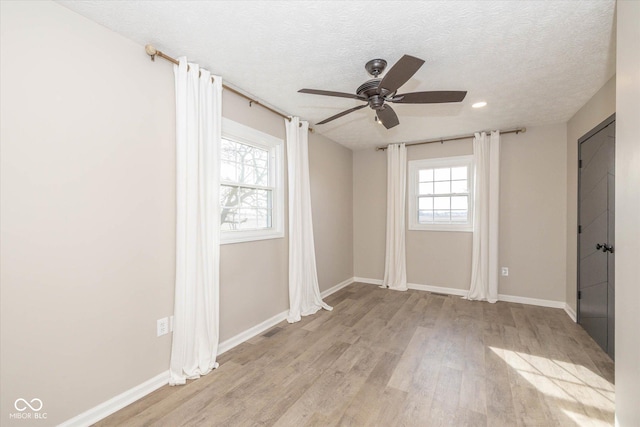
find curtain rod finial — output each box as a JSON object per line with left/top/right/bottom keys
{"left": 145, "top": 44, "right": 157, "bottom": 60}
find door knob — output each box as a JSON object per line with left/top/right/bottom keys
{"left": 595, "top": 243, "right": 614, "bottom": 253}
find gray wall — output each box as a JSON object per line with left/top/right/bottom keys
{"left": 218, "top": 85, "right": 289, "bottom": 342}
{"left": 218, "top": 93, "right": 352, "bottom": 342}
{"left": 354, "top": 124, "right": 568, "bottom": 302}
{"left": 499, "top": 124, "right": 567, "bottom": 302}
{"left": 615, "top": 1, "right": 640, "bottom": 424}
{"left": 309, "top": 133, "right": 354, "bottom": 292}
{"left": 1, "top": 2, "right": 175, "bottom": 424}
{"left": 353, "top": 138, "right": 474, "bottom": 288}
{"left": 352, "top": 147, "right": 387, "bottom": 281}
{"left": 0, "top": 1, "right": 353, "bottom": 425}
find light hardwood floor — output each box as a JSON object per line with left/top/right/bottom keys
{"left": 98, "top": 282, "right": 615, "bottom": 426}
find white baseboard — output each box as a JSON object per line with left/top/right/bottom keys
{"left": 217, "top": 309, "right": 288, "bottom": 354}
{"left": 59, "top": 276, "right": 355, "bottom": 427}
{"left": 408, "top": 282, "right": 468, "bottom": 297}
{"left": 217, "top": 276, "right": 354, "bottom": 354}
{"left": 497, "top": 293, "right": 566, "bottom": 309}
{"left": 564, "top": 303, "right": 577, "bottom": 322}
{"left": 355, "top": 277, "right": 469, "bottom": 297}
{"left": 58, "top": 370, "right": 170, "bottom": 427}
{"left": 354, "top": 276, "right": 383, "bottom": 286}
{"left": 354, "top": 276, "right": 567, "bottom": 310}
{"left": 321, "top": 277, "right": 355, "bottom": 299}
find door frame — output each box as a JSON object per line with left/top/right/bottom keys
{"left": 576, "top": 112, "right": 615, "bottom": 327}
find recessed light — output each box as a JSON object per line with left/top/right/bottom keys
{"left": 472, "top": 101, "right": 487, "bottom": 108}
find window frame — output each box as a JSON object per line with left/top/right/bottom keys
{"left": 219, "top": 118, "right": 284, "bottom": 245}
{"left": 407, "top": 155, "right": 474, "bottom": 232}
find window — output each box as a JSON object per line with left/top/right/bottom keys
{"left": 408, "top": 155, "right": 474, "bottom": 232}
{"left": 220, "top": 118, "right": 284, "bottom": 244}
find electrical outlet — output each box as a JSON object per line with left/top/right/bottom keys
{"left": 501, "top": 267, "right": 509, "bottom": 276}
{"left": 157, "top": 317, "right": 169, "bottom": 337}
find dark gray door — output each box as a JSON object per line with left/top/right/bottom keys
{"left": 578, "top": 114, "right": 615, "bottom": 359}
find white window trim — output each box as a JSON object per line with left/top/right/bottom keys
{"left": 220, "top": 118, "right": 284, "bottom": 245}
{"left": 407, "top": 155, "right": 474, "bottom": 232}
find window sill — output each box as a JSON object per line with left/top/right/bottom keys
{"left": 408, "top": 225, "right": 473, "bottom": 233}
{"left": 220, "top": 230, "right": 284, "bottom": 245}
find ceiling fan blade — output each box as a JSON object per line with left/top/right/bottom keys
{"left": 316, "top": 104, "right": 368, "bottom": 125}
{"left": 298, "top": 88, "right": 366, "bottom": 100}
{"left": 376, "top": 105, "right": 400, "bottom": 129}
{"left": 377, "top": 55, "right": 425, "bottom": 94}
{"left": 390, "top": 91, "right": 467, "bottom": 104}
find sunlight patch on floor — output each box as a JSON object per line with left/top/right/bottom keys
{"left": 562, "top": 409, "right": 613, "bottom": 427}
{"left": 490, "top": 347, "right": 615, "bottom": 421}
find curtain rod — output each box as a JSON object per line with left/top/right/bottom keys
{"left": 145, "top": 45, "right": 313, "bottom": 132}
{"left": 375, "top": 127, "right": 527, "bottom": 151}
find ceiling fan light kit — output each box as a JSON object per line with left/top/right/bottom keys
{"left": 299, "top": 54, "right": 467, "bottom": 129}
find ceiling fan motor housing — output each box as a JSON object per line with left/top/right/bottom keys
{"left": 357, "top": 79, "right": 394, "bottom": 110}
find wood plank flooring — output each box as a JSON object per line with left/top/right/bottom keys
{"left": 97, "top": 283, "right": 615, "bottom": 426}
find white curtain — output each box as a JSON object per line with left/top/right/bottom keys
{"left": 169, "top": 58, "right": 222, "bottom": 385}
{"left": 467, "top": 131, "right": 500, "bottom": 302}
{"left": 382, "top": 143, "right": 408, "bottom": 291}
{"left": 285, "top": 117, "right": 332, "bottom": 323}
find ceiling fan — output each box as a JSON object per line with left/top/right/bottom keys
{"left": 298, "top": 55, "right": 467, "bottom": 129}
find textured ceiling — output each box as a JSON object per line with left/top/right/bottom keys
{"left": 57, "top": 1, "right": 616, "bottom": 150}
